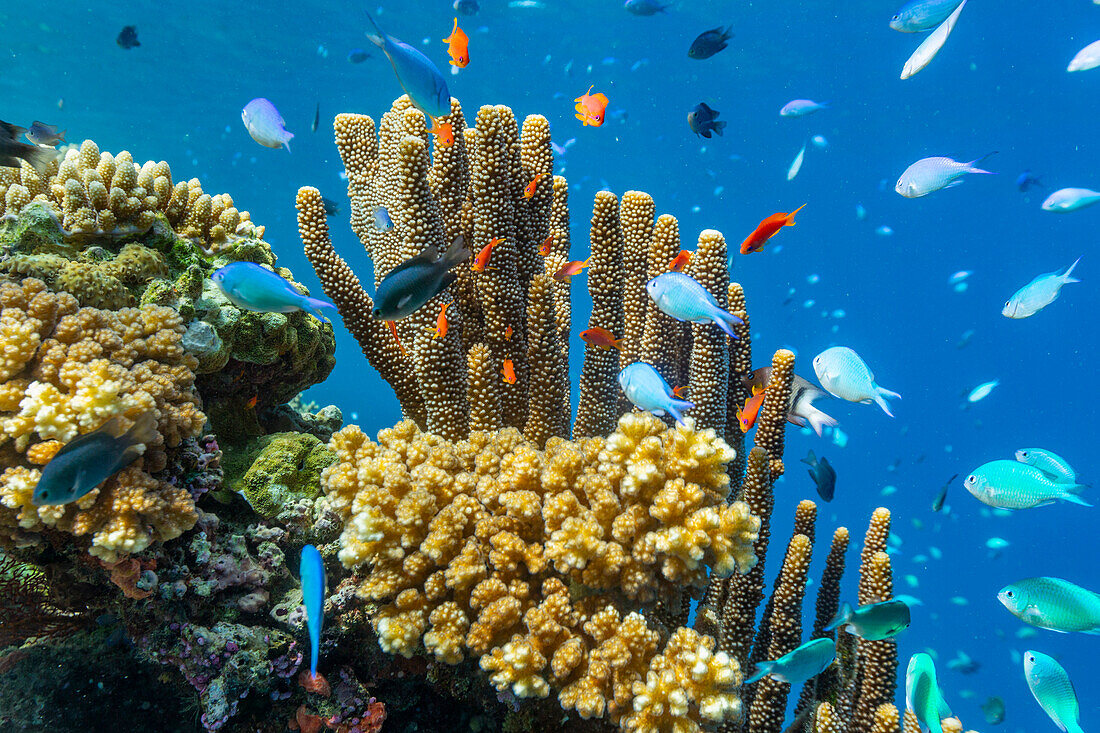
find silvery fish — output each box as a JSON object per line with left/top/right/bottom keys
{"left": 899, "top": 0, "right": 968, "bottom": 79}
{"left": 742, "top": 367, "right": 837, "bottom": 436}
{"left": 366, "top": 11, "right": 451, "bottom": 119}
{"left": 889, "top": 0, "right": 963, "bottom": 32}
{"left": 372, "top": 205, "right": 394, "bottom": 232}
{"left": 1015, "top": 448, "right": 1077, "bottom": 484}
{"left": 1067, "top": 39, "right": 1100, "bottom": 72}
{"left": 963, "top": 459, "right": 1088, "bottom": 509}
{"left": 618, "top": 362, "right": 695, "bottom": 425}
{"left": 1024, "top": 650, "right": 1084, "bottom": 733}
{"left": 743, "top": 638, "right": 835, "bottom": 685}
{"left": 1041, "top": 187, "right": 1100, "bottom": 212}
{"left": 895, "top": 150, "right": 994, "bottom": 198}
{"left": 779, "top": 99, "right": 828, "bottom": 117}
{"left": 373, "top": 236, "right": 469, "bottom": 320}
{"left": 301, "top": 544, "right": 326, "bottom": 678}
{"left": 241, "top": 98, "right": 293, "bottom": 152}
{"left": 998, "top": 577, "right": 1100, "bottom": 633}
{"left": 812, "top": 346, "right": 900, "bottom": 417}
{"left": 827, "top": 599, "right": 911, "bottom": 640}
{"left": 31, "top": 413, "right": 158, "bottom": 506}
{"left": 24, "top": 121, "right": 65, "bottom": 147}
{"left": 966, "top": 379, "right": 998, "bottom": 403}
{"left": 787, "top": 142, "right": 806, "bottom": 181}
{"left": 801, "top": 449, "right": 837, "bottom": 502}
{"left": 646, "top": 271, "right": 743, "bottom": 338}
{"left": 906, "top": 653, "right": 952, "bottom": 733}
{"left": 1002, "top": 257, "right": 1080, "bottom": 319}
{"left": 212, "top": 262, "right": 339, "bottom": 322}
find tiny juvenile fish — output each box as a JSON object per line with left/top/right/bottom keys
{"left": 801, "top": 449, "right": 837, "bottom": 502}
{"left": 646, "top": 271, "right": 743, "bottom": 338}
{"left": 116, "top": 25, "right": 140, "bottom": 49}
{"left": 1041, "top": 187, "right": 1100, "bottom": 212}
{"left": 896, "top": 150, "right": 994, "bottom": 197}
{"left": 24, "top": 121, "right": 65, "bottom": 147}
{"left": 889, "top": 0, "right": 964, "bottom": 32}
{"left": 780, "top": 99, "right": 828, "bottom": 117}
{"left": 966, "top": 379, "right": 998, "bottom": 403}
{"left": 373, "top": 236, "right": 469, "bottom": 321}
{"left": 932, "top": 474, "right": 955, "bottom": 512}
{"left": 366, "top": 11, "right": 451, "bottom": 119}
{"left": 744, "top": 638, "right": 835, "bottom": 685}
{"left": 32, "top": 414, "right": 158, "bottom": 505}
{"left": 742, "top": 367, "right": 838, "bottom": 436}
{"left": 1068, "top": 39, "right": 1100, "bottom": 72}
{"left": 0, "top": 120, "right": 59, "bottom": 175}
{"left": 688, "top": 25, "right": 733, "bottom": 59}
{"left": 787, "top": 142, "right": 806, "bottom": 181}
{"left": 998, "top": 577, "right": 1100, "bottom": 633}
{"left": 906, "top": 653, "right": 952, "bottom": 733}
{"left": 688, "top": 102, "right": 726, "bottom": 138}
{"left": 1002, "top": 257, "right": 1080, "bottom": 319}
{"left": 624, "top": 0, "right": 668, "bottom": 15}
{"left": 1015, "top": 448, "right": 1077, "bottom": 484}
{"left": 963, "top": 460, "right": 1089, "bottom": 509}
{"left": 300, "top": 544, "right": 326, "bottom": 678}
{"left": 740, "top": 205, "right": 805, "bottom": 254}
{"left": 1024, "top": 650, "right": 1084, "bottom": 733}
{"left": 575, "top": 86, "right": 609, "bottom": 127}
{"left": 813, "top": 346, "right": 900, "bottom": 417}
{"left": 618, "top": 362, "right": 694, "bottom": 425}
{"left": 213, "top": 262, "right": 339, "bottom": 322}
{"left": 900, "top": 0, "right": 968, "bottom": 79}
{"left": 827, "top": 599, "right": 911, "bottom": 640}
{"left": 372, "top": 205, "right": 394, "bottom": 232}
{"left": 242, "top": 98, "right": 294, "bottom": 152}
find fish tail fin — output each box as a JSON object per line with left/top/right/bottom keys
{"left": 23, "top": 146, "right": 60, "bottom": 176}
{"left": 710, "top": 307, "right": 743, "bottom": 339}
{"left": 805, "top": 405, "right": 838, "bottom": 437}
{"left": 1059, "top": 484, "right": 1091, "bottom": 506}
{"left": 825, "top": 602, "right": 851, "bottom": 632}
{"left": 801, "top": 450, "right": 816, "bottom": 467}
{"left": 667, "top": 398, "right": 695, "bottom": 426}
{"left": 364, "top": 10, "right": 386, "bottom": 48}
{"left": 283, "top": 135, "right": 293, "bottom": 153}
{"left": 1063, "top": 256, "right": 1082, "bottom": 283}
{"left": 873, "top": 386, "right": 901, "bottom": 418}
{"left": 713, "top": 120, "right": 727, "bottom": 136}
{"left": 125, "top": 412, "right": 160, "bottom": 446}
{"left": 301, "top": 297, "right": 340, "bottom": 323}
{"left": 743, "top": 662, "right": 773, "bottom": 685}
{"left": 442, "top": 235, "right": 471, "bottom": 269}
{"left": 966, "top": 151, "right": 998, "bottom": 174}
{"left": 786, "top": 203, "right": 807, "bottom": 224}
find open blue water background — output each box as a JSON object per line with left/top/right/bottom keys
{"left": 3, "top": 0, "right": 1099, "bottom": 729}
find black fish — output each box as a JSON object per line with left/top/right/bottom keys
{"left": 0, "top": 120, "right": 59, "bottom": 175}
{"left": 688, "top": 25, "right": 733, "bottom": 59}
{"left": 25, "top": 121, "right": 66, "bottom": 147}
{"left": 932, "top": 473, "right": 956, "bottom": 512}
{"left": 311, "top": 102, "right": 320, "bottom": 133}
{"left": 117, "top": 25, "right": 140, "bottom": 49}
{"left": 801, "top": 449, "right": 836, "bottom": 502}
{"left": 322, "top": 197, "right": 340, "bottom": 216}
{"left": 688, "top": 102, "right": 727, "bottom": 138}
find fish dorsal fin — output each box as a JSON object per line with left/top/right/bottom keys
{"left": 60, "top": 416, "right": 123, "bottom": 454}
{"left": 384, "top": 246, "right": 438, "bottom": 279}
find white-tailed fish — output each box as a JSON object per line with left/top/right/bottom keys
{"left": 1002, "top": 257, "right": 1080, "bottom": 319}
{"left": 963, "top": 460, "right": 1089, "bottom": 509}
{"left": 1041, "top": 187, "right": 1100, "bottom": 212}
{"left": 900, "top": 0, "right": 968, "bottom": 79}
{"left": 896, "top": 151, "right": 995, "bottom": 197}
{"left": 742, "top": 367, "right": 838, "bottom": 436}
{"left": 812, "top": 346, "right": 900, "bottom": 417}
{"left": 780, "top": 99, "right": 828, "bottom": 117}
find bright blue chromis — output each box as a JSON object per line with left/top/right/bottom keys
{"left": 743, "top": 638, "right": 835, "bottom": 685}
{"left": 372, "top": 237, "right": 470, "bottom": 321}
{"left": 826, "top": 599, "right": 911, "bottom": 641}
{"left": 31, "top": 413, "right": 158, "bottom": 506}
{"left": 906, "top": 653, "right": 951, "bottom": 733}
{"left": 618, "top": 362, "right": 694, "bottom": 425}
{"left": 300, "top": 544, "right": 326, "bottom": 678}
{"left": 1024, "top": 650, "right": 1084, "bottom": 733}
{"left": 998, "top": 577, "right": 1100, "bottom": 634}
{"left": 1015, "top": 448, "right": 1078, "bottom": 484}
{"left": 963, "top": 459, "right": 1089, "bottom": 509}
{"left": 212, "top": 262, "right": 339, "bottom": 323}
{"left": 646, "top": 271, "right": 743, "bottom": 338}
{"left": 365, "top": 11, "right": 451, "bottom": 119}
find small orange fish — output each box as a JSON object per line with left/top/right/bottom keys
{"left": 574, "top": 86, "right": 609, "bottom": 127}
{"left": 668, "top": 250, "right": 692, "bottom": 272}
{"left": 504, "top": 325, "right": 513, "bottom": 341}
{"left": 430, "top": 302, "right": 451, "bottom": 339}
{"left": 736, "top": 386, "right": 767, "bottom": 433}
{"left": 388, "top": 320, "right": 408, "bottom": 356}
{"left": 537, "top": 235, "right": 554, "bottom": 256}
{"left": 428, "top": 119, "right": 455, "bottom": 147}
{"left": 472, "top": 237, "right": 503, "bottom": 272}
{"left": 740, "top": 204, "right": 806, "bottom": 255}
{"left": 442, "top": 18, "right": 470, "bottom": 68}
{"left": 553, "top": 257, "right": 590, "bottom": 282}
{"left": 524, "top": 173, "right": 545, "bottom": 199}
{"left": 501, "top": 358, "right": 516, "bottom": 384}
{"left": 246, "top": 394, "right": 258, "bottom": 409}
{"left": 579, "top": 326, "right": 622, "bottom": 350}
{"left": 672, "top": 385, "right": 690, "bottom": 399}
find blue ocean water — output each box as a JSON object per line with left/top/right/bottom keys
{"left": 4, "top": 0, "right": 1099, "bottom": 729}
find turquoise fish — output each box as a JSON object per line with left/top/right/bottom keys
{"left": 1015, "top": 449, "right": 1078, "bottom": 484}
{"left": 373, "top": 237, "right": 469, "bottom": 320}
{"left": 645, "top": 271, "right": 743, "bottom": 338}
{"left": 743, "top": 637, "right": 835, "bottom": 685}
{"left": 906, "top": 652, "right": 952, "bottom": 733}
{"left": 998, "top": 577, "right": 1100, "bottom": 634}
{"left": 301, "top": 544, "right": 326, "bottom": 678}
{"left": 212, "top": 262, "right": 339, "bottom": 323}
{"left": 963, "top": 460, "right": 1089, "bottom": 509}
{"left": 826, "top": 599, "right": 911, "bottom": 641}
{"left": 366, "top": 11, "right": 451, "bottom": 119}
{"left": 32, "top": 413, "right": 158, "bottom": 506}
{"left": 1025, "top": 650, "right": 1083, "bottom": 733}
{"left": 618, "top": 362, "right": 694, "bottom": 425}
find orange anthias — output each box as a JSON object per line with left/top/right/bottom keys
{"left": 387, "top": 320, "right": 408, "bottom": 356}
{"left": 524, "top": 173, "right": 545, "bottom": 199}
{"left": 537, "top": 235, "right": 554, "bottom": 256}
{"left": 580, "top": 326, "right": 621, "bottom": 350}
{"left": 574, "top": 86, "right": 609, "bottom": 127}
{"left": 442, "top": 18, "right": 470, "bottom": 68}
{"left": 472, "top": 237, "right": 502, "bottom": 272}
{"left": 501, "top": 358, "right": 516, "bottom": 384}
{"left": 553, "top": 257, "right": 590, "bottom": 282}
{"left": 740, "top": 204, "right": 806, "bottom": 254}
{"left": 504, "top": 325, "right": 513, "bottom": 341}
{"left": 672, "top": 385, "right": 690, "bottom": 399}
{"left": 668, "top": 250, "right": 692, "bottom": 272}
{"left": 430, "top": 302, "right": 450, "bottom": 339}
{"left": 737, "top": 386, "right": 768, "bottom": 433}
{"left": 428, "top": 119, "right": 454, "bottom": 147}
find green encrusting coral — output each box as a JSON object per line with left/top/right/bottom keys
{"left": 221, "top": 432, "right": 335, "bottom": 519}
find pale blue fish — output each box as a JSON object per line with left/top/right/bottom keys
{"left": 373, "top": 237, "right": 469, "bottom": 321}
{"left": 966, "top": 379, "right": 998, "bottom": 403}
{"left": 895, "top": 152, "right": 995, "bottom": 198}
{"left": 744, "top": 638, "right": 835, "bottom": 685}
{"left": 999, "top": 577, "right": 1100, "bottom": 633}
{"left": 31, "top": 413, "right": 158, "bottom": 506}
{"left": 624, "top": 0, "right": 669, "bottom": 15}
{"left": 985, "top": 537, "right": 1010, "bottom": 551}
{"left": 365, "top": 11, "right": 451, "bottom": 119}
{"left": 241, "top": 98, "right": 294, "bottom": 152}
{"left": 618, "top": 362, "right": 694, "bottom": 425}
{"left": 1068, "top": 39, "right": 1100, "bottom": 72}
{"left": 1025, "top": 650, "right": 1084, "bottom": 733}
{"left": 645, "top": 271, "right": 743, "bottom": 338}
{"left": 212, "top": 262, "right": 339, "bottom": 323}
{"left": 906, "top": 653, "right": 952, "bottom": 733}
{"left": 1015, "top": 449, "right": 1077, "bottom": 484}
{"left": 812, "top": 346, "right": 900, "bottom": 417}
{"left": 1002, "top": 257, "right": 1080, "bottom": 318}
{"left": 827, "top": 600, "right": 911, "bottom": 641}
{"left": 946, "top": 650, "right": 979, "bottom": 675}
{"left": 1041, "top": 188, "right": 1100, "bottom": 212}
{"left": 300, "top": 544, "right": 326, "bottom": 678}
{"left": 780, "top": 99, "right": 828, "bottom": 117}
{"left": 963, "top": 460, "right": 1088, "bottom": 509}
{"left": 889, "top": 0, "right": 964, "bottom": 31}
{"left": 372, "top": 205, "right": 394, "bottom": 232}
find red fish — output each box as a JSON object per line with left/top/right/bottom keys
{"left": 246, "top": 394, "right": 258, "bottom": 409}
{"left": 668, "top": 250, "right": 692, "bottom": 272}
{"left": 442, "top": 18, "right": 470, "bottom": 68}
{"left": 472, "top": 237, "right": 502, "bottom": 272}
{"left": 740, "top": 204, "right": 806, "bottom": 255}
{"left": 574, "top": 86, "right": 609, "bottom": 127}
{"left": 504, "top": 325, "right": 513, "bottom": 341}
{"left": 553, "top": 257, "right": 589, "bottom": 282}
{"left": 524, "top": 173, "right": 545, "bottom": 199}
{"left": 537, "top": 235, "right": 554, "bottom": 256}
{"left": 672, "top": 385, "right": 690, "bottom": 399}
{"left": 580, "top": 326, "right": 621, "bottom": 350}
{"left": 387, "top": 320, "right": 408, "bottom": 356}
{"left": 429, "top": 302, "right": 450, "bottom": 339}
{"left": 737, "top": 386, "right": 767, "bottom": 433}
{"left": 501, "top": 358, "right": 516, "bottom": 384}
{"left": 428, "top": 119, "right": 454, "bottom": 147}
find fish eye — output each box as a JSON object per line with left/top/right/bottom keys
{"left": 1005, "top": 589, "right": 1015, "bottom": 598}
{"left": 891, "top": 14, "right": 899, "bottom": 20}
{"left": 965, "top": 475, "right": 976, "bottom": 485}
{"left": 1019, "top": 451, "right": 1029, "bottom": 458}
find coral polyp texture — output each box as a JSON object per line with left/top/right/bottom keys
{"left": 322, "top": 410, "right": 758, "bottom": 730}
